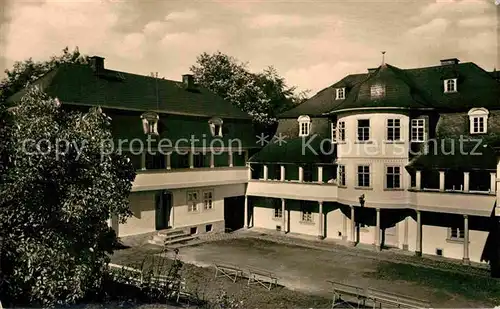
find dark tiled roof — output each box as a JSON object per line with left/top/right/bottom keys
{"left": 248, "top": 134, "right": 334, "bottom": 164}
{"left": 7, "top": 64, "right": 251, "bottom": 119}
{"left": 328, "top": 64, "right": 435, "bottom": 112}
{"left": 279, "top": 74, "right": 366, "bottom": 118}
{"left": 405, "top": 63, "right": 500, "bottom": 111}
{"left": 107, "top": 110, "right": 259, "bottom": 148}
{"left": 281, "top": 62, "right": 500, "bottom": 117}
{"left": 406, "top": 139, "right": 498, "bottom": 171}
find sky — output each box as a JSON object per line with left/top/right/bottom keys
{"left": 0, "top": 0, "right": 498, "bottom": 95}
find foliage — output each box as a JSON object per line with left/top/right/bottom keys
{"left": 103, "top": 249, "right": 187, "bottom": 304}
{"left": 190, "top": 51, "right": 308, "bottom": 126}
{"left": 0, "top": 86, "right": 135, "bottom": 307}
{"left": 0, "top": 46, "right": 88, "bottom": 104}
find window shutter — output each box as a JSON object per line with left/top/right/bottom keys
{"left": 423, "top": 116, "right": 430, "bottom": 141}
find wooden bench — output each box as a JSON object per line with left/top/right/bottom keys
{"left": 108, "top": 263, "right": 187, "bottom": 302}
{"left": 327, "top": 280, "right": 367, "bottom": 309}
{"left": 246, "top": 267, "right": 278, "bottom": 290}
{"left": 367, "top": 288, "right": 431, "bottom": 308}
{"left": 214, "top": 263, "right": 244, "bottom": 282}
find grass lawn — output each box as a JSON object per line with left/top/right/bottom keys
{"left": 109, "top": 245, "right": 332, "bottom": 309}
{"left": 366, "top": 261, "right": 500, "bottom": 304}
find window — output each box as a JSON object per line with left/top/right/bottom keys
{"left": 357, "top": 119, "right": 370, "bottom": 141}
{"left": 274, "top": 205, "right": 282, "bottom": 219}
{"left": 357, "top": 165, "right": 370, "bottom": 188}
{"left": 202, "top": 190, "right": 213, "bottom": 210}
{"left": 335, "top": 87, "right": 345, "bottom": 100}
{"left": 468, "top": 108, "right": 489, "bottom": 134}
{"left": 141, "top": 112, "right": 159, "bottom": 135}
{"left": 386, "top": 166, "right": 401, "bottom": 189}
{"left": 411, "top": 118, "right": 426, "bottom": 142}
{"left": 298, "top": 115, "right": 311, "bottom": 137}
{"left": 208, "top": 117, "right": 223, "bottom": 137}
{"left": 370, "top": 84, "right": 385, "bottom": 99}
{"left": 449, "top": 227, "right": 465, "bottom": 240}
{"left": 331, "top": 122, "right": 337, "bottom": 143}
{"left": 300, "top": 203, "right": 313, "bottom": 222}
{"left": 338, "top": 121, "right": 346, "bottom": 142}
{"left": 387, "top": 119, "right": 401, "bottom": 141}
{"left": 338, "top": 164, "right": 346, "bottom": 186}
{"left": 187, "top": 191, "right": 199, "bottom": 212}
{"left": 444, "top": 78, "right": 457, "bottom": 93}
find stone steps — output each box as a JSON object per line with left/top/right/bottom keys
{"left": 148, "top": 229, "right": 199, "bottom": 246}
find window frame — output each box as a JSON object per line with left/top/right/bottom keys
{"left": 331, "top": 122, "right": 337, "bottom": 143}
{"left": 300, "top": 202, "right": 314, "bottom": 223}
{"left": 338, "top": 164, "right": 346, "bottom": 187}
{"left": 208, "top": 117, "right": 223, "bottom": 137}
{"left": 385, "top": 165, "right": 402, "bottom": 189}
{"left": 187, "top": 190, "right": 200, "bottom": 212}
{"left": 298, "top": 115, "right": 311, "bottom": 137}
{"left": 202, "top": 189, "right": 214, "bottom": 210}
{"left": 356, "top": 165, "right": 371, "bottom": 188}
{"left": 370, "top": 84, "right": 385, "bottom": 99}
{"left": 357, "top": 119, "right": 370, "bottom": 142}
{"left": 338, "top": 121, "right": 346, "bottom": 142}
{"left": 273, "top": 205, "right": 283, "bottom": 219}
{"left": 410, "top": 118, "right": 426, "bottom": 142}
{"left": 448, "top": 227, "right": 465, "bottom": 241}
{"left": 386, "top": 118, "right": 401, "bottom": 142}
{"left": 444, "top": 78, "right": 457, "bottom": 93}
{"left": 468, "top": 108, "right": 489, "bottom": 134}
{"left": 335, "top": 87, "right": 346, "bottom": 100}
{"left": 141, "top": 112, "right": 159, "bottom": 135}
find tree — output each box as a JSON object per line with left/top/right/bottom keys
{"left": 0, "top": 46, "right": 88, "bottom": 104}
{"left": 190, "top": 51, "right": 308, "bottom": 127}
{"left": 0, "top": 86, "right": 135, "bottom": 306}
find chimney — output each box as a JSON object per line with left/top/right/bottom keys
{"left": 440, "top": 58, "right": 460, "bottom": 66}
{"left": 89, "top": 56, "right": 105, "bottom": 73}
{"left": 182, "top": 74, "right": 195, "bottom": 90}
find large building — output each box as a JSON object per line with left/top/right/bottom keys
{"left": 7, "top": 56, "right": 262, "bottom": 241}
{"left": 8, "top": 56, "right": 500, "bottom": 273}
{"left": 247, "top": 58, "right": 500, "bottom": 268}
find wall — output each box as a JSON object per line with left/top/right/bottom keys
{"left": 171, "top": 183, "right": 246, "bottom": 231}
{"left": 325, "top": 209, "right": 346, "bottom": 240}
{"left": 117, "top": 191, "right": 157, "bottom": 237}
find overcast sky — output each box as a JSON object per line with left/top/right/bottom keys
{"left": 0, "top": 0, "right": 498, "bottom": 94}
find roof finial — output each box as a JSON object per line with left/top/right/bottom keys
{"left": 381, "top": 51, "right": 386, "bottom": 65}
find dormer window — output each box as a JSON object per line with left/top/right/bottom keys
{"left": 140, "top": 112, "right": 159, "bottom": 135}
{"left": 468, "top": 108, "right": 489, "bottom": 134}
{"left": 444, "top": 78, "right": 457, "bottom": 93}
{"left": 335, "top": 88, "right": 345, "bottom": 100}
{"left": 370, "top": 84, "right": 385, "bottom": 99}
{"left": 297, "top": 115, "right": 311, "bottom": 137}
{"left": 208, "top": 117, "right": 223, "bottom": 137}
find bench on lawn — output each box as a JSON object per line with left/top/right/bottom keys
{"left": 108, "top": 263, "right": 187, "bottom": 302}
{"left": 246, "top": 267, "right": 278, "bottom": 290}
{"left": 109, "top": 263, "right": 144, "bottom": 284}
{"left": 327, "top": 280, "right": 367, "bottom": 309}
{"left": 214, "top": 263, "right": 244, "bottom": 282}
{"left": 367, "top": 288, "right": 431, "bottom": 308}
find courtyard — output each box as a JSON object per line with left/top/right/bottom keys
{"left": 111, "top": 233, "right": 500, "bottom": 308}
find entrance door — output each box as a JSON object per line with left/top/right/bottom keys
{"left": 156, "top": 191, "right": 172, "bottom": 230}
{"left": 224, "top": 196, "right": 245, "bottom": 231}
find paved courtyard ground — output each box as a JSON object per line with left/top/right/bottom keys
{"left": 112, "top": 231, "right": 500, "bottom": 308}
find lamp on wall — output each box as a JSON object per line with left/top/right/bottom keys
{"left": 359, "top": 194, "right": 365, "bottom": 207}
